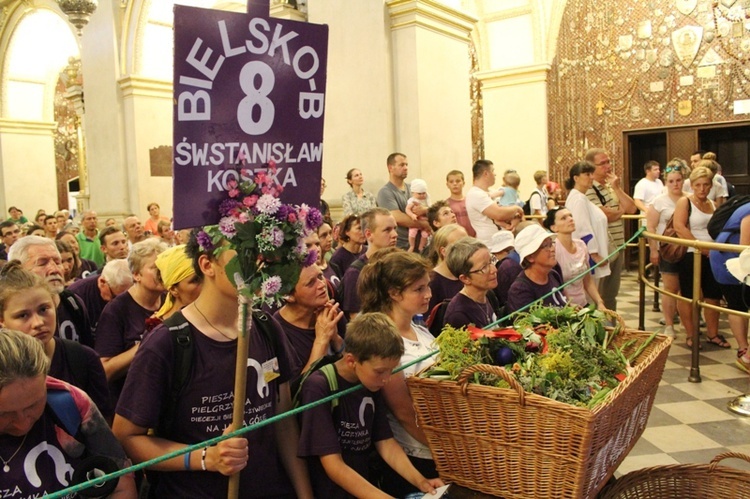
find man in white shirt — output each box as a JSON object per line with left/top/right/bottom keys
{"left": 633, "top": 161, "right": 664, "bottom": 224}
{"left": 465, "top": 159, "right": 524, "bottom": 244}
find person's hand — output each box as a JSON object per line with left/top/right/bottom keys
{"left": 418, "top": 477, "right": 446, "bottom": 494}
{"left": 650, "top": 250, "right": 660, "bottom": 267}
{"left": 700, "top": 248, "right": 710, "bottom": 257}
{"left": 607, "top": 172, "right": 620, "bottom": 188}
{"left": 207, "top": 427, "right": 248, "bottom": 475}
{"left": 315, "top": 301, "right": 344, "bottom": 343}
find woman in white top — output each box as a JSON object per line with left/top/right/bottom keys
{"left": 646, "top": 160, "right": 688, "bottom": 338}
{"left": 341, "top": 168, "right": 376, "bottom": 217}
{"left": 544, "top": 207, "right": 605, "bottom": 308}
{"left": 673, "top": 164, "right": 728, "bottom": 349}
{"left": 358, "top": 250, "right": 439, "bottom": 497}
{"left": 562, "top": 161, "right": 611, "bottom": 279}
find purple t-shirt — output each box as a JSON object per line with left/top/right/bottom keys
{"left": 0, "top": 377, "right": 129, "bottom": 497}
{"left": 428, "top": 271, "right": 463, "bottom": 312}
{"left": 78, "top": 258, "right": 99, "bottom": 279}
{"left": 116, "top": 317, "right": 294, "bottom": 498}
{"left": 50, "top": 339, "right": 112, "bottom": 421}
{"left": 95, "top": 291, "right": 153, "bottom": 405}
{"left": 69, "top": 274, "right": 108, "bottom": 333}
{"left": 298, "top": 368, "right": 393, "bottom": 499}
{"left": 495, "top": 255, "right": 523, "bottom": 307}
{"left": 273, "top": 311, "right": 347, "bottom": 379}
{"left": 329, "top": 246, "right": 361, "bottom": 279}
{"left": 56, "top": 290, "right": 93, "bottom": 348}
{"left": 444, "top": 292, "right": 497, "bottom": 329}
{"left": 505, "top": 270, "right": 568, "bottom": 315}
{"left": 322, "top": 264, "right": 341, "bottom": 292}
{"left": 340, "top": 255, "right": 368, "bottom": 316}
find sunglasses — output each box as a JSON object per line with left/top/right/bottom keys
{"left": 664, "top": 166, "right": 682, "bottom": 174}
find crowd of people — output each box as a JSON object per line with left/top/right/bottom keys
{"left": 0, "top": 148, "right": 748, "bottom": 498}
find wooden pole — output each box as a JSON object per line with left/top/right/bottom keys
{"left": 228, "top": 296, "right": 250, "bottom": 498}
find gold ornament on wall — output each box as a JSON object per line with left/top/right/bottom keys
{"left": 672, "top": 25, "right": 703, "bottom": 67}
{"left": 676, "top": 0, "right": 697, "bottom": 16}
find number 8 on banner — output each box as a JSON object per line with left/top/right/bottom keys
{"left": 238, "top": 61, "right": 275, "bottom": 135}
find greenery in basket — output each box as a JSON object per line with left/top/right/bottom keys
{"left": 426, "top": 304, "right": 656, "bottom": 408}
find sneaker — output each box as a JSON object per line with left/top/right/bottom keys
{"left": 663, "top": 325, "right": 676, "bottom": 338}
{"left": 736, "top": 356, "right": 750, "bottom": 375}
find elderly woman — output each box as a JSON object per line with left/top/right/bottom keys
{"left": 544, "top": 208, "right": 605, "bottom": 309}
{"left": 329, "top": 214, "right": 366, "bottom": 278}
{"left": 505, "top": 224, "right": 567, "bottom": 315}
{"left": 358, "top": 249, "right": 439, "bottom": 497}
{"left": 426, "top": 224, "right": 467, "bottom": 311}
{"left": 95, "top": 239, "right": 167, "bottom": 404}
{"left": 646, "top": 160, "right": 689, "bottom": 338}
{"left": 0, "top": 330, "right": 136, "bottom": 497}
{"left": 274, "top": 264, "right": 345, "bottom": 380}
{"left": 341, "top": 168, "right": 376, "bottom": 217}
{"left": 443, "top": 237, "right": 500, "bottom": 328}
{"left": 563, "top": 161, "right": 610, "bottom": 280}
{"left": 673, "top": 165, "right": 726, "bottom": 349}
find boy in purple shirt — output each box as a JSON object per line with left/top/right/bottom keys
{"left": 298, "top": 313, "right": 444, "bottom": 498}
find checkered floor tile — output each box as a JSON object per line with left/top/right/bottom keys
{"left": 616, "top": 271, "right": 750, "bottom": 476}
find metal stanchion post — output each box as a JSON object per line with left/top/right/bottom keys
{"left": 638, "top": 236, "right": 646, "bottom": 331}
{"left": 689, "top": 251, "right": 702, "bottom": 383}
{"left": 653, "top": 268, "right": 661, "bottom": 312}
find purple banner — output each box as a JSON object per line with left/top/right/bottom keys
{"left": 172, "top": 5, "right": 328, "bottom": 229}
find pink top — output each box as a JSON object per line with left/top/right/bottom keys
{"left": 554, "top": 238, "right": 590, "bottom": 306}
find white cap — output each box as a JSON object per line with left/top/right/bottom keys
{"left": 726, "top": 248, "right": 750, "bottom": 283}
{"left": 515, "top": 224, "right": 556, "bottom": 262}
{"left": 410, "top": 179, "right": 428, "bottom": 194}
{"left": 488, "top": 230, "right": 514, "bottom": 254}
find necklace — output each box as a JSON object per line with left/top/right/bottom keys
{"left": 193, "top": 303, "right": 236, "bottom": 341}
{"left": 1, "top": 434, "right": 28, "bottom": 473}
{"left": 463, "top": 292, "right": 491, "bottom": 323}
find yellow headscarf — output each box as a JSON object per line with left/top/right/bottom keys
{"left": 155, "top": 244, "right": 195, "bottom": 318}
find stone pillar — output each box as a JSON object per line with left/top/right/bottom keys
{"left": 0, "top": 120, "right": 58, "bottom": 214}
{"left": 78, "top": 0, "right": 130, "bottom": 218}
{"left": 477, "top": 63, "right": 551, "bottom": 189}
{"left": 386, "top": 0, "right": 477, "bottom": 188}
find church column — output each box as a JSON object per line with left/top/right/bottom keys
{"left": 386, "top": 0, "right": 477, "bottom": 187}
{"left": 477, "top": 64, "right": 551, "bottom": 187}
{"left": 78, "top": 0, "right": 130, "bottom": 218}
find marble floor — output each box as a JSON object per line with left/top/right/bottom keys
{"left": 614, "top": 270, "right": 750, "bottom": 476}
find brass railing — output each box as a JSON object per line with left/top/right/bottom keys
{"left": 639, "top": 230, "right": 750, "bottom": 383}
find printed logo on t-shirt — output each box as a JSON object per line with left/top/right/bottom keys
{"left": 57, "top": 320, "right": 79, "bottom": 343}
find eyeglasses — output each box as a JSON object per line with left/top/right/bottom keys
{"left": 664, "top": 166, "right": 681, "bottom": 173}
{"left": 468, "top": 255, "right": 499, "bottom": 275}
{"left": 538, "top": 240, "right": 555, "bottom": 251}
{"left": 595, "top": 159, "right": 611, "bottom": 166}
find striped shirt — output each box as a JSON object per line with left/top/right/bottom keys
{"left": 586, "top": 180, "right": 625, "bottom": 246}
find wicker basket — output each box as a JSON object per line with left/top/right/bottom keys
{"left": 598, "top": 452, "right": 750, "bottom": 498}
{"left": 406, "top": 330, "right": 671, "bottom": 499}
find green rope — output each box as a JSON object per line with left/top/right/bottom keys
{"left": 46, "top": 227, "right": 645, "bottom": 499}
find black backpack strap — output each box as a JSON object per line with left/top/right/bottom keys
{"left": 158, "top": 311, "right": 192, "bottom": 437}
{"left": 591, "top": 184, "right": 607, "bottom": 206}
{"left": 59, "top": 338, "right": 90, "bottom": 392}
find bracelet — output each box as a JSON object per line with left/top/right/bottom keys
{"left": 183, "top": 450, "right": 190, "bottom": 470}
{"left": 201, "top": 447, "right": 207, "bottom": 471}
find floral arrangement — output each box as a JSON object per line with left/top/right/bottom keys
{"left": 197, "top": 160, "right": 322, "bottom": 307}
{"left": 426, "top": 305, "right": 657, "bottom": 408}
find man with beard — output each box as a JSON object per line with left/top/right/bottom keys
{"left": 8, "top": 236, "right": 93, "bottom": 347}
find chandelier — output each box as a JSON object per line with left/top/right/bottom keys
{"left": 57, "top": 0, "right": 98, "bottom": 35}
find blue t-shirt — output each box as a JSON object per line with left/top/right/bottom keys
{"left": 709, "top": 203, "right": 750, "bottom": 284}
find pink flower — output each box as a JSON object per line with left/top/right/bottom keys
{"left": 229, "top": 188, "right": 240, "bottom": 198}
{"left": 268, "top": 160, "right": 276, "bottom": 169}
{"left": 287, "top": 212, "right": 298, "bottom": 223}
{"left": 243, "top": 195, "right": 258, "bottom": 207}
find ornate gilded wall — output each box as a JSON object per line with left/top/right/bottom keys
{"left": 547, "top": 0, "right": 750, "bottom": 183}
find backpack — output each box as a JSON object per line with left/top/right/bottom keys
{"left": 59, "top": 338, "right": 90, "bottom": 394}
{"left": 425, "top": 293, "right": 503, "bottom": 336}
{"left": 522, "top": 190, "right": 542, "bottom": 216}
{"left": 291, "top": 354, "right": 341, "bottom": 410}
{"left": 707, "top": 194, "right": 750, "bottom": 239}
{"left": 156, "top": 310, "right": 282, "bottom": 438}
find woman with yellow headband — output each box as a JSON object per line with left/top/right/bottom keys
{"left": 155, "top": 244, "right": 203, "bottom": 320}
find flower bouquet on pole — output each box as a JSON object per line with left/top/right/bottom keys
{"left": 196, "top": 160, "right": 321, "bottom": 497}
